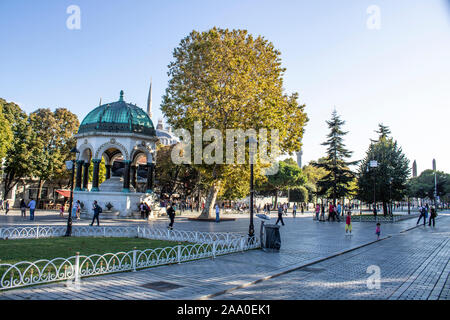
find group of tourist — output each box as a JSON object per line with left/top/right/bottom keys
{"left": 2, "top": 198, "right": 37, "bottom": 220}
{"left": 416, "top": 203, "right": 438, "bottom": 227}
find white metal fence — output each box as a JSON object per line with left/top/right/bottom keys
{"left": 0, "top": 225, "right": 260, "bottom": 291}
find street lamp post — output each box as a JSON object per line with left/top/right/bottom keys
{"left": 65, "top": 147, "right": 80, "bottom": 237}
{"left": 247, "top": 137, "right": 258, "bottom": 241}
{"left": 369, "top": 160, "right": 378, "bottom": 216}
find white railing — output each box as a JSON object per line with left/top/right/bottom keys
{"left": 0, "top": 226, "right": 260, "bottom": 290}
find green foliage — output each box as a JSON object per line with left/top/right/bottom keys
{"left": 312, "top": 110, "right": 356, "bottom": 203}
{"left": 357, "top": 124, "right": 410, "bottom": 212}
{"left": 160, "top": 27, "right": 308, "bottom": 216}
{"left": 0, "top": 102, "right": 13, "bottom": 161}
{"left": 407, "top": 169, "right": 450, "bottom": 200}
{"left": 0, "top": 99, "right": 37, "bottom": 200}
{"left": 28, "top": 108, "right": 79, "bottom": 203}
{"left": 288, "top": 186, "right": 308, "bottom": 203}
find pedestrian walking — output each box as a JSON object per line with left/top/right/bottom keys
{"left": 59, "top": 203, "right": 64, "bottom": 217}
{"left": 301, "top": 203, "right": 304, "bottom": 215}
{"left": 345, "top": 211, "right": 352, "bottom": 235}
{"left": 72, "top": 200, "right": 79, "bottom": 219}
{"left": 90, "top": 200, "right": 101, "bottom": 226}
{"left": 320, "top": 204, "right": 325, "bottom": 221}
{"left": 20, "top": 199, "right": 27, "bottom": 219}
{"left": 167, "top": 203, "right": 176, "bottom": 230}
{"left": 139, "top": 202, "right": 146, "bottom": 219}
{"left": 0, "top": 199, "right": 3, "bottom": 211}
{"left": 5, "top": 200, "right": 9, "bottom": 215}
{"left": 28, "top": 198, "right": 36, "bottom": 221}
{"left": 315, "top": 204, "right": 320, "bottom": 221}
{"left": 75, "top": 200, "right": 81, "bottom": 220}
{"left": 337, "top": 202, "right": 342, "bottom": 217}
{"left": 327, "top": 203, "right": 334, "bottom": 221}
{"left": 416, "top": 206, "right": 427, "bottom": 226}
{"left": 429, "top": 206, "right": 437, "bottom": 227}
{"left": 375, "top": 223, "right": 381, "bottom": 240}
{"left": 292, "top": 203, "right": 297, "bottom": 218}
{"left": 215, "top": 203, "right": 220, "bottom": 223}
{"left": 276, "top": 205, "right": 285, "bottom": 226}
{"left": 144, "top": 202, "right": 151, "bottom": 220}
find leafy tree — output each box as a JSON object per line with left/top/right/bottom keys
{"left": 312, "top": 110, "right": 356, "bottom": 205}
{"left": 28, "top": 108, "right": 79, "bottom": 206}
{"left": 302, "top": 159, "right": 328, "bottom": 203}
{"left": 407, "top": 169, "right": 450, "bottom": 201}
{"left": 161, "top": 27, "right": 308, "bottom": 218}
{"left": 256, "top": 158, "right": 306, "bottom": 207}
{"left": 357, "top": 124, "right": 410, "bottom": 215}
{"left": 1, "top": 99, "right": 37, "bottom": 201}
{"left": 155, "top": 144, "right": 203, "bottom": 201}
{"left": 0, "top": 102, "right": 13, "bottom": 162}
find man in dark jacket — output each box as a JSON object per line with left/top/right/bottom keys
{"left": 167, "top": 203, "right": 176, "bottom": 230}
{"left": 429, "top": 206, "right": 437, "bottom": 227}
{"left": 275, "top": 205, "right": 285, "bottom": 226}
{"left": 90, "top": 200, "right": 101, "bottom": 226}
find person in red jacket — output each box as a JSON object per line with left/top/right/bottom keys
{"left": 345, "top": 211, "right": 352, "bottom": 235}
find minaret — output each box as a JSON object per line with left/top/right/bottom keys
{"left": 412, "top": 160, "right": 417, "bottom": 177}
{"left": 146, "top": 78, "right": 152, "bottom": 119}
{"left": 99, "top": 97, "right": 102, "bottom": 106}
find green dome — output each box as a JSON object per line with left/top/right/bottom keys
{"left": 78, "top": 91, "right": 156, "bottom": 136}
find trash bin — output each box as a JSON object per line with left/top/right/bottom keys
{"left": 263, "top": 224, "right": 281, "bottom": 250}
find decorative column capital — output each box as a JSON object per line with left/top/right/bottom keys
{"left": 92, "top": 158, "right": 102, "bottom": 164}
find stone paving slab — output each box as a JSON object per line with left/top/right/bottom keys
{"left": 0, "top": 212, "right": 448, "bottom": 300}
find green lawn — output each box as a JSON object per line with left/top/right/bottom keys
{"left": 0, "top": 237, "right": 187, "bottom": 266}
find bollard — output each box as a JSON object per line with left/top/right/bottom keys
{"left": 132, "top": 247, "right": 137, "bottom": 272}
{"left": 240, "top": 238, "right": 245, "bottom": 252}
{"left": 177, "top": 244, "right": 181, "bottom": 264}
{"left": 74, "top": 252, "right": 80, "bottom": 284}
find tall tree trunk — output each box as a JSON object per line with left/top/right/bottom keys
{"left": 198, "top": 182, "right": 221, "bottom": 219}
{"left": 36, "top": 178, "right": 44, "bottom": 209}
{"left": 382, "top": 201, "right": 388, "bottom": 216}
{"left": 274, "top": 191, "right": 279, "bottom": 210}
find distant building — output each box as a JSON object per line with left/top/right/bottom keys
{"left": 146, "top": 79, "right": 178, "bottom": 146}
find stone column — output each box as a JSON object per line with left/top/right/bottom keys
{"left": 122, "top": 160, "right": 131, "bottom": 193}
{"left": 82, "top": 162, "right": 90, "bottom": 191}
{"left": 145, "top": 162, "right": 154, "bottom": 193}
{"left": 130, "top": 165, "right": 137, "bottom": 189}
{"left": 75, "top": 160, "right": 84, "bottom": 191}
{"left": 91, "top": 159, "right": 101, "bottom": 192}
{"left": 105, "top": 164, "right": 112, "bottom": 180}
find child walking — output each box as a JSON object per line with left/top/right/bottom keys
{"left": 345, "top": 211, "right": 352, "bottom": 235}
{"left": 375, "top": 223, "right": 381, "bottom": 240}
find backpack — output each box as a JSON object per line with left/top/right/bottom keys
{"left": 98, "top": 206, "right": 102, "bottom": 213}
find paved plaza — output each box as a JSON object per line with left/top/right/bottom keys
{"left": 0, "top": 209, "right": 449, "bottom": 300}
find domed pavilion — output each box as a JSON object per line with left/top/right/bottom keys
{"left": 73, "top": 90, "right": 158, "bottom": 217}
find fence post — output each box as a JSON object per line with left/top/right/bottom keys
{"left": 36, "top": 225, "right": 39, "bottom": 239}
{"left": 240, "top": 238, "right": 244, "bottom": 252}
{"left": 74, "top": 252, "right": 80, "bottom": 284}
{"left": 103, "top": 227, "right": 106, "bottom": 237}
{"left": 0, "top": 228, "right": 3, "bottom": 240}
{"left": 177, "top": 244, "right": 181, "bottom": 264}
{"left": 137, "top": 226, "right": 140, "bottom": 238}
{"left": 212, "top": 241, "right": 216, "bottom": 259}
{"left": 195, "top": 231, "right": 198, "bottom": 243}
{"left": 132, "top": 247, "right": 137, "bottom": 272}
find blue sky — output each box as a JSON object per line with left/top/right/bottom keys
{"left": 1, "top": 0, "right": 450, "bottom": 173}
